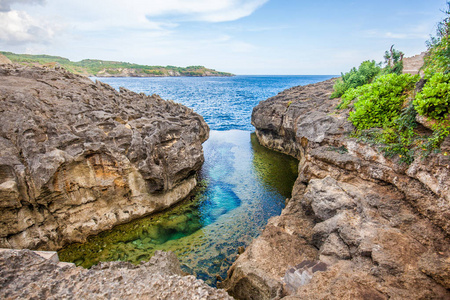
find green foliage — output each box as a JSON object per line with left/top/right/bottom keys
{"left": 348, "top": 73, "right": 419, "bottom": 130}
{"left": 330, "top": 60, "right": 381, "bottom": 98}
{"left": 423, "top": 2, "right": 450, "bottom": 74}
{"left": 379, "top": 102, "right": 418, "bottom": 164}
{"left": 414, "top": 73, "right": 450, "bottom": 155}
{"left": 381, "top": 46, "right": 404, "bottom": 75}
{"left": 414, "top": 72, "right": 450, "bottom": 119}
{"left": 331, "top": 46, "right": 406, "bottom": 100}
{"left": 335, "top": 34, "right": 450, "bottom": 164}
{"left": 337, "top": 84, "right": 369, "bottom": 109}
{"left": 337, "top": 73, "right": 421, "bottom": 164}
{"left": 412, "top": 2, "right": 450, "bottom": 155}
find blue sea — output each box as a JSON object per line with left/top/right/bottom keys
{"left": 59, "top": 75, "right": 335, "bottom": 286}
{"left": 94, "top": 75, "right": 335, "bottom": 130}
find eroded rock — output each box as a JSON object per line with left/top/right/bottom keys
{"left": 0, "top": 65, "right": 209, "bottom": 250}
{"left": 0, "top": 249, "right": 232, "bottom": 299}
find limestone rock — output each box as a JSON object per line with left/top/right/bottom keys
{"left": 0, "top": 249, "right": 232, "bottom": 299}
{"left": 0, "top": 65, "right": 209, "bottom": 250}
{"left": 223, "top": 76, "right": 450, "bottom": 299}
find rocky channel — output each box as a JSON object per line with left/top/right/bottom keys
{"left": 220, "top": 79, "right": 450, "bottom": 299}
{"left": 0, "top": 64, "right": 209, "bottom": 250}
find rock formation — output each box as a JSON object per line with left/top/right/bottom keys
{"left": 0, "top": 249, "right": 232, "bottom": 299}
{"left": 220, "top": 79, "right": 450, "bottom": 299}
{"left": 0, "top": 53, "right": 12, "bottom": 65}
{"left": 0, "top": 64, "right": 209, "bottom": 250}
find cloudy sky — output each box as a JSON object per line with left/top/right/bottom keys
{"left": 0, "top": 0, "right": 446, "bottom": 74}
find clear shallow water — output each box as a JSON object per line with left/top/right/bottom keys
{"left": 94, "top": 75, "right": 336, "bottom": 130}
{"left": 59, "top": 75, "right": 333, "bottom": 286}
{"left": 59, "top": 131, "right": 298, "bottom": 286}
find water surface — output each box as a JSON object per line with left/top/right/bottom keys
{"left": 95, "top": 75, "right": 335, "bottom": 130}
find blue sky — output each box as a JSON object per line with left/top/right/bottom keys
{"left": 0, "top": 0, "right": 446, "bottom": 74}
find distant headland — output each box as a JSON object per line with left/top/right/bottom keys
{"left": 0, "top": 51, "right": 234, "bottom": 77}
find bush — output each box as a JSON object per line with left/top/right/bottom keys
{"left": 348, "top": 73, "right": 420, "bottom": 130}
{"left": 414, "top": 72, "right": 450, "bottom": 120}
{"left": 330, "top": 60, "right": 381, "bottom": 98}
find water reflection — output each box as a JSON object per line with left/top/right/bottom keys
{"left": 58, "top": 130, "right": 298, "bottom": 286}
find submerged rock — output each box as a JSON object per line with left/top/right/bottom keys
{"left": 221, "top": 78, "right": 450, "bottom": 299}
{"left": 0, "top": 65, "right": 209, "bottom": 250}
{"left": 0, "top": 249, "right": 232, "bottom": 299}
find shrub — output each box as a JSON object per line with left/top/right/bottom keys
{"left": 414, "top": 72, "right": 450, "bottom": 120}
{"left": 330, "top": 60, "right": 381, "bottom": 98}
{"left": 348, "top": 73, "right": 420, "bottom": 130}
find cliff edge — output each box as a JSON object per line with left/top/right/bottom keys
{"left": 220, "top": 79, "right": 450, "bottom": 299}
{"left": 0, "top": 65, "right": 209, "bottom": 250}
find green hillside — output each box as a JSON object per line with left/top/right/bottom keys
{"left": 1, "top": 52, "right": 234, "bottom": 77}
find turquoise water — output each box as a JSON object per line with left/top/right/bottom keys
{"left": 59, "top": 75, "right": 333, "bottom": 286}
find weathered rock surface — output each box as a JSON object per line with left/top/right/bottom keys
{"left": 0, "top": 249, "right": 232, "bottom": 299}
{"left": 0, "top": 65, "right": 209, "bottom": 250}
{"left": 221, "top": 78, "right": 450, "bottom": 299}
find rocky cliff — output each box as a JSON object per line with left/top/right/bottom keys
{"left": 220, "top": 79, "right": 450, "bottom": 299}
{"left": 0, "top": 249, "right": 232, "bottom": 299}
{"left": 0, "top": 64, "right": 209, "bottom": 250}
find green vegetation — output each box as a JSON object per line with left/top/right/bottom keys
{"left": 334, "top": 2, "right": 450, "bottom": 164}
{"left": 0, "top": 51, "right": 234, "bottom": 77}
{"left": 348, "top": 73, "right": 419, "bottom": 130}
{"left": 330, "top": 60, "right": 381, "bottom": 99}
{"left": 330, "top": 46, "right": 406, "bottom": 99}
{"left": 414, "top": 72, "right": 450, "bottom": 120}
{"left": 381, "top": 45, "right": 404, "bottom": 75}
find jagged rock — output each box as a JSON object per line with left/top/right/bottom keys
{"left": 222, "top": 75, "right": 450, "bottom": 299}
{"left": 0, "top": 249, "right": 232, "bottom": 299}
{"left": 0, "top": 65, "right": 209, "bottom": 250}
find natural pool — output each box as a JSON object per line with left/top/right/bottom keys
{"left": 58, "top": 130, "right": 298, "bottom": 286}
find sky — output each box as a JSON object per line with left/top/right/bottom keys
{"left": 0, "top": 0, "right": 447, "bottom": 75}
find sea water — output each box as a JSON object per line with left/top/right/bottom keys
{"left": 58, "top": 75, "right": 335, "bottom": 286}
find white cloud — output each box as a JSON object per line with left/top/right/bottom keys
{"left": 47, "top": 0, "right": 268, "bottom": 29}
{"left": 115, "top": 0, "right": 269, "bottom": 23}
{"left": 0, "top": 10, "right": 60, "bottom": 44}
